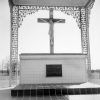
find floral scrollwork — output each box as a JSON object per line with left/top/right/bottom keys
{"left": 60, "top": 7, "right": 81, "bottom": 29}
{"left": 18, "top": 9, "right": 38, "bottom": 28}
{"left": 18, "top": 6, "right": 81, "bottom": 29}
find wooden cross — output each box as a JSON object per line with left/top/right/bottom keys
{"left": 38, "top": 8, "right": 65, "bottom": 54}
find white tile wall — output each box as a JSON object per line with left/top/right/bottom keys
{"left": 20, "top": 54, "right": 88, "bottom": 84}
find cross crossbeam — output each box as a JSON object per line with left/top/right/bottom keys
{"left": 38, "top": 8, "right": 65, "bottom": 54}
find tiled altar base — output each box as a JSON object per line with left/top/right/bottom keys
{"left": 11, "top": 84, "right": 100, "bottom": 97}
{"left": 0, "top": 89, "right": 69, "bottom": 100}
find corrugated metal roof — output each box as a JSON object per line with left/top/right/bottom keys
{"left": 11, "top": 0, "right": 94, "bottom": 7}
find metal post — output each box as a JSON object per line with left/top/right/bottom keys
{"left": 9, "top": 5, "right": 19, "bottom": 87}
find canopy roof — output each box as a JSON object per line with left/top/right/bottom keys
{"left": 10, "top": 0, "right": 94, "bottom": 7}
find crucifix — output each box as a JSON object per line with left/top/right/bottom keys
{"left": 38, "top": 8, "right": 65, "bottom": 54}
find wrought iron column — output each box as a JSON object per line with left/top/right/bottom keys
{"left": 80, "top": 8, "right": 88, "bottom": 54}
{"left": 80, "top": 7, "right": 91, "bottom": 76}
{"left": 86, "top": 7, "right": 91, "bottom": 73}
{"left": 9, "top": 5, "right": 19, "bottom": 86}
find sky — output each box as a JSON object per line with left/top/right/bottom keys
{"left": 0, "top": 0, "right": 100, "bottom": 69}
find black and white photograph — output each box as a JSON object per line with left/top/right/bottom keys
{"left": 0, "top": 0, "right": 100, "bottom": 100}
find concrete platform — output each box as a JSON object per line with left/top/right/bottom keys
{"left": 1, "top": 88, "right": 100, "bottom": 100}
{"left": 0, "top": 82, "right": 100, "bottom": 100}
{"left": 11, "top": 84, "right": 100, "bottom": 97}
{"left": 0, "top": 89, "right": 69, "bottom": 100}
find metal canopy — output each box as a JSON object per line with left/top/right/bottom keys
{"left": 11, "top": 0, "right": 94, "bottom": 7}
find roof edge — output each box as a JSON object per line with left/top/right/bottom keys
{"left": 85, "top": 0, "right": 95, "bottom": 8}
{"left": 10, "top": 0, "right": 94, "bottom": 7}
{"left": 8, "top": 0, "right": 95, "bottom": 8}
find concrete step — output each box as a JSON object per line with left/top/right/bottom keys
{"left": 11, "top": 84, "right": 100, "bottom": 97}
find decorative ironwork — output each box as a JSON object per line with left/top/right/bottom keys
{"left": 18, "top": 8, "right": 38, "bottom": 27}
{"left": 11, "top": 6, "right": 18, "bottom": 63}
{"left": 18, "top": 6, "right": 81, "bottom": 29}
{"left": 60, "top": 7, "right": 81, "bottom": 29}
{"left": 80, "top": 8, "right": 88, "bottom": 54}
{"left": 85, "top": 1, "right": 95, "bottom": 72}
{"left": 18, "top": 5, "right": 49, "bottom": 10}
{"left": 80, "top": 1, "right": 94, "bottom": 72}
{"left": 10, "top": 6, "right": 19, "bottom": 85}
